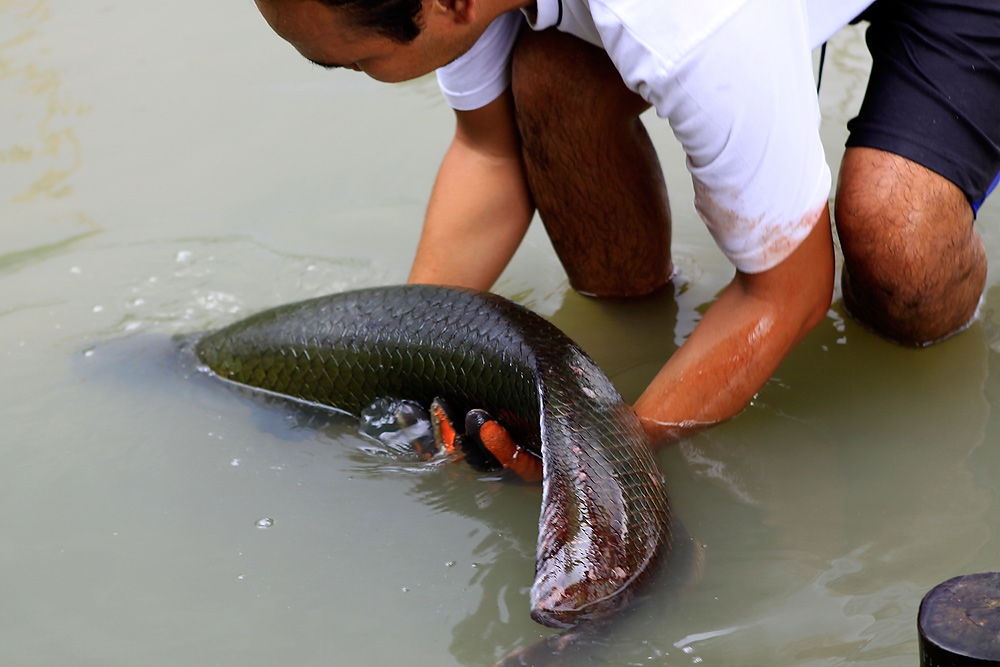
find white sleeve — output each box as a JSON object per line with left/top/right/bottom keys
{"left": 594, "top": 0, "right": 832, "bottom": 273}
{"left": 435, "top": 12, "right": 524, "bottom": 111}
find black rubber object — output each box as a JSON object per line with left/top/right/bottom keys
{"left": 919, "top": 572, "right": 1000, "bottom": 666}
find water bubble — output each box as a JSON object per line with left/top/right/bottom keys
{"left": 255, "top": 518, "right": 274, "bottom": 529}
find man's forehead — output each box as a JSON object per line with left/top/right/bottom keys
{"left": 255, "top": 0, "right": 356, "bottom": 58}
{"left": 257, "top": 0, "right": 342, "bottom": 38}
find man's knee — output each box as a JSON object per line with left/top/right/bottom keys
{"left": 835, "top": 148, "right": 987, "bottom": 346}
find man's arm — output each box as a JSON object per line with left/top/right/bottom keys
{"left": 408, "top": 90, "right": 534, "bottom": 290}
{"left": 634, "top": 205, "right": 835, "bottom": 444}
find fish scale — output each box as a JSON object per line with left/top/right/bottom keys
{"left": 194, "top": 284, "right": 670, "bottom": 627}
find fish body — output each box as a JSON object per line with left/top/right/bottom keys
{"left": 194, "top": 285, "right": 670, "bottom": 627}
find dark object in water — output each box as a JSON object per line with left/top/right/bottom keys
{"left": 919, "top": 572, "right": 1000, "bottom": 666}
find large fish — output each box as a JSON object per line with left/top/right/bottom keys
{"left": 194, "top": 285, "right": 670, "bottom": 627}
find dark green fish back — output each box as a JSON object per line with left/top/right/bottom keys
{"left": 195, "top": 286, "right": 544, "bottom": 447}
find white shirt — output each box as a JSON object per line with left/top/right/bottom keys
{"left": 436, "top": 0, "right": 874, "bottom": 274}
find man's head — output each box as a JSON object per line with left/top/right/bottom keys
{"left": 254, "top": 0, "right": 503, "bottom": 83}
{"left": 315, "top": 0, "right": 423, "bottom": 44}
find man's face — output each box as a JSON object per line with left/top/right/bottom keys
{"left": 255, "top": 0, "right": 485, "bottom": 83}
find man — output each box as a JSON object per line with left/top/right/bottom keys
{"left": 254, "top": 0, "right": 1000, "bottom": 444}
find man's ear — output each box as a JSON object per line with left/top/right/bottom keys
{"left": 432, "top": 0, "right": 476, "bottom": 25}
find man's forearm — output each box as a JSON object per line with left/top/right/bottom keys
{"left": 409, "top": 94, "right": 534, "bottom": 290}
{"left": 634, "top": 207, "right": 835, "bottom": 444}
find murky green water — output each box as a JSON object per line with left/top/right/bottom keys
{"left": 4, "top": 2, "right": 1000, "bottom": 665}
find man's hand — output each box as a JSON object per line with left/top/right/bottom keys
{"left": 634, "top": 205, "right": 835, "bottom": 445}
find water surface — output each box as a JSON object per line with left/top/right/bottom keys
{"left": 4, "top": 2, "right": 1000, "bottom": 665}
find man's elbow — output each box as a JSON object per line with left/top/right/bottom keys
{"left": 771, "top": 206, "right": 837, "bottom": 342}
{"left": 802, "top": 268, "right": 835, "bottom": 336}
{"left": 796, "top": 220, "right": 836, "bottom": 339}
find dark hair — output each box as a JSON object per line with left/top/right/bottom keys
{"left": 318, "top": 0, "right": 424, "bottom": 44}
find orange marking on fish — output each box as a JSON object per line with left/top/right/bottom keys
{"left": 478, "top": 419, "right": 543, "bottom": 483}
{"left": 430, "top": 401, "right": 460, "bottom": 456}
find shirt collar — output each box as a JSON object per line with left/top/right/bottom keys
{"left": 521, "top": 0, "right": 563, "bottom": 30}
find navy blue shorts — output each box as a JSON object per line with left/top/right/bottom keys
{"left": 846, "top": 0, "right": 1000, "bottom": 213}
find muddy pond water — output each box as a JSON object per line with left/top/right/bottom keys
{"left": 4, "top": 2, "right": 1000, "bottom": 665}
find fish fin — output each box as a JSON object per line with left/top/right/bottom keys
{"left": 456, "top": 409, "right": 504, "bottom": 472}
{"left": 466, "top": 410, "right": 542, "bottom": 482}
{"left": 358, "top": 397, "right": 436, "bottom": 459}
{"left": 391, "top": 400, "right": 437, "bottom": 459}
{"left": 430, "top": 397, "right": 462, "bottom": 457}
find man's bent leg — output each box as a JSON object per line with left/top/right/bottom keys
{"left": 835, "top": 0, "right": 1000, "bottom": 346}
{"left": 835, "top": 147, "right": 987, "bottom": 346}
{"left": 511, "top": 29, "right": 672, "bottom": 298}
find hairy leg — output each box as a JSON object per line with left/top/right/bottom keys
{"left": 511, "top": 29, "right": 672, "bottom": 298}
{"left": 835, "top": 147, "right": 987, "bottom": 346}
